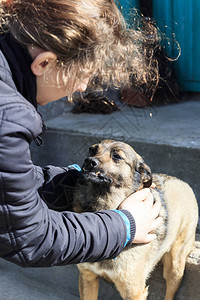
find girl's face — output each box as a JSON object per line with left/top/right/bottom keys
{"left": 36, "top": 63, "right": 90, "bottom": 105}
{"left": 28, "top": 46, "right": 90, "bottom": 105}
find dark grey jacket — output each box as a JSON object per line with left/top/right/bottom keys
{"left": 0, "top": 50, "right": 135, "bottom": 267}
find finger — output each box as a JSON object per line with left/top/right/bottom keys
{"left": 152, "top": 200, "right": 161, "bottom": 218}
{"left": 149, "top": 217, "right": 163, "bottom": 232}
{"left": 127, "top": 188, "right": 151, "bottom": 204}
{"left": 135, "top": 188, "right": 151, "bottom": 202}
{"left": 120, "top": 188, "right": 151, "bottom": 209}
{"left": 143, "top": 192, "right": 154, "bottom": 208}
{"left": 151, "top": 182, "right": 156, "bottom": 188}
{"left": 144, "top": 233, "right": 157, "bottom": 243}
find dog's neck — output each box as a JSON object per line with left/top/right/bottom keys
{"left": 74, "top": 180, "right": 133, "bottom": 212}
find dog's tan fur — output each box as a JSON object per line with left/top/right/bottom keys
{"left": 73, "top": 140, "right": 199, "bottom": 300}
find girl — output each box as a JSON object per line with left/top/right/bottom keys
{"left": 0, "top": 0, "right": 162, "bottom": 267}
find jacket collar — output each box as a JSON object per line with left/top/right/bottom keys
{"left": 0, "top": 33, "right": 37, "bottom": 108}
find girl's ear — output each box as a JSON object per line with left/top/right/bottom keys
{"left": 31, "top": 52, "right": 57, "bottom": 76}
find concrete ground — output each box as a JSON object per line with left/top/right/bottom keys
{"left": 1, "top": 92, "right": 200, "bottom": 299}
{"left": 0, "top": 259, "right": 121, "bottom": 300}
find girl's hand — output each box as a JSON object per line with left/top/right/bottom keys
{"left": 119, "top": 188, "right": 163, "bottom": 244}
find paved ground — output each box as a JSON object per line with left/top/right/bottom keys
{"left": 0, "top": 259, "right": 120, "bottom": 300}
{"left": 0, "top": 260, "right": 79, "bottom": 300}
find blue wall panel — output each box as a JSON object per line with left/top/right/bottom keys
{"left": 153, "top": 0, "right": 200, "bottom": 91}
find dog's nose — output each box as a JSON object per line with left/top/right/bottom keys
{"left": 83, "top": 157, "right": 99, "bottom": 170}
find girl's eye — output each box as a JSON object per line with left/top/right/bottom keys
{"left": 112, "top": 153, "right": 123, "bottom": 161}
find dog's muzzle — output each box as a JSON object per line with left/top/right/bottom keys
{"left": 82, "top": 157, "right": 112, "bottom": 185}
{"left": 82, "top": 158, "right": 99, "bottom": 171}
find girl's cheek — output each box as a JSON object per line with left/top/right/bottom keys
{"left": 76, "top": 78, "right": 90, "bottom": 92}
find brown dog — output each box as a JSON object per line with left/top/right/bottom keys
{"left": 73, "top": 139, "right": 199, "bottom": 300}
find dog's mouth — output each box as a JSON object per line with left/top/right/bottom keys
{"left": 82, "top": 168, "right": 112, "bottom": 185}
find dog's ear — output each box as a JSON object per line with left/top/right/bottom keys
{"left": 137, "top": 161, "right": 152, "bottom": 188}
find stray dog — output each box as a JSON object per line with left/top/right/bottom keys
{"left": 73, "top": 140, "right": 199, "bottom": 300}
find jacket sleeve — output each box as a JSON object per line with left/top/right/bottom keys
{"left": 0, "top": 104, "right": 135, "bottom": 267}
{"left": 35, "top": 164, "right": 81, "bottom": 211}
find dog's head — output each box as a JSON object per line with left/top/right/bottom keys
{"left": 81, "top": 140, "right": 152, "bottom": 192}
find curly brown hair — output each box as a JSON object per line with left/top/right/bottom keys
{"left": 0, "top": 0, "right": 159, "bottom": 97}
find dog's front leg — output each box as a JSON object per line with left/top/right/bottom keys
{"left": 79, "top": 269, "right": 99, "bottom": 300}
{"left": 114, "top": 276, "right": 148, "bottom": 300}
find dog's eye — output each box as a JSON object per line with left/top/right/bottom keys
{"left": 112, "top": 152, "right": 123, "bottom": 161}
{"left": 89, "top": 145, "right": 98, "bottom": 156}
